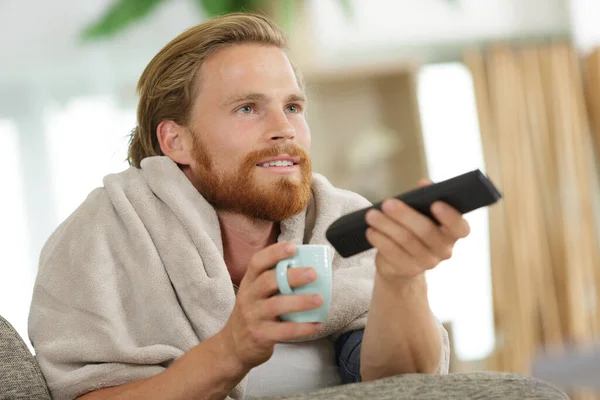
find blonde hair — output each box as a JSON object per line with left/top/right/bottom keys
{"left": 127, "top": 13, "right": 292, "bottom": 167}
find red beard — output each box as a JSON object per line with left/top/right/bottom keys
{"left": 190, "top": 135, "right": 312, "bottom": 222}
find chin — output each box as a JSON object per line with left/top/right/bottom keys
{"left": 261, "top": 173, "right": 301, "bottom": 185}
{"left": 282, "top": 174, "right": 303, "bottom": 184}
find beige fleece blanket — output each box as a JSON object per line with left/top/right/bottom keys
{"left": 28, "top": 156, "right": 449, "bottom": 400}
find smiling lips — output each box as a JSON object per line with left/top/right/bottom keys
{"left": 256, "top": 155, "right": 300, "bottom": 170}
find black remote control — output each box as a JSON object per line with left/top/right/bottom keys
{"left": 325, "top": 169, "right": 502, "bottom": 258}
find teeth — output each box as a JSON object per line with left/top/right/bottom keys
{"left": 260, "top": 160, "right": 294, "bottom": 167}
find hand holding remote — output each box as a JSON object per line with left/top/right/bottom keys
{"left": 363, "top": 179, "right": 471, "bottom": 282}
{"left": 326, "top": 169, "right": 502, "bottom": 258}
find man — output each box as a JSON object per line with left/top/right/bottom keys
{"left": 28, "top": 13, "right": 470, "bottom": 400}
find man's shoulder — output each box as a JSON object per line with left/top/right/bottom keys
{"left": 42, "top": 167, "right": 144, "bottom": 253}
{"left": 64, "top": 167, "right": 141, "bottom": 221}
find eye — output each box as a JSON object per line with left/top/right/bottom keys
{"left": 237, "top": 105, "right": 254, "bottom": 114}
{"left": 286, "top": 104, "right": 302, "bottom": 113}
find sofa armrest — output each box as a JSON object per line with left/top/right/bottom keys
{"left": 0, "top": 315, "right": 52, "bottom": 400}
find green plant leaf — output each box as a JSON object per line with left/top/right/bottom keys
{"left": 82, "top": 0, "right": 167, "bottom": 41}
{"left": 339, "top": 0, "right": 352, "bottom": 18}
{"left": 278, "top": 0, "right": 294, "bottom": 31}
{"left": 234, "top": 0, "right": 264, "bottom": 13}
{"left": 197, "top": 0, "right": 264, "bottom": 16}
{"left": 81, "top": 0, "right": 356, "bottom": 43}
{"left": 197, "top": 0, "right": 237, "bottom": 16}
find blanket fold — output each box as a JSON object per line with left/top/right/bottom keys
{"left": 28, "top": 156, "right": 448, "bottom": 400}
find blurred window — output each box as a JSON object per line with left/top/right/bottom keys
{"left": 418, "top": 62, "right": 495, "bottom": 362}
{"left": 0, "top": 119, "right": 33, "bottom": 346}
{"left": 44, "top": 97, "right": 134, "bottom": 221}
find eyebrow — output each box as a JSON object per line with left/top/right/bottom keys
{"left": 221, "top": 92, "right": 307, "bottom": 108}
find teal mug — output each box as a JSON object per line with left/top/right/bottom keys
{"left": 275, "top": 244, "right": 333, "bottom": 323}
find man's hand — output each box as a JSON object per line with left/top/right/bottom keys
{"left": 79, "top": 243, "right": 321, "bottom": 400}
{"left": 365, "top": 179, "right": 471, "bottom": 283}
{"left": 360, "top": 179, "right": 469, "bottom": 379}
{"left": 220, "top": 242, "right": 323, "bottom": 370}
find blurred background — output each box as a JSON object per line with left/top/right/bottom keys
{"left": 2, "top": 0, "right": 600, "bottom": 396}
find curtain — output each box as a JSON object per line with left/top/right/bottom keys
{"left": 464, "top": 43, "right": 600, "bottom": 396}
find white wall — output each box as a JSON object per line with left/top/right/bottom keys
{"left": 0, "top": 0, "right": 202, "bottom": 90}
{"left": 310, "top": 0, "right": 571, "bottom": 65}
{"left": 567, "top": 0, "right": 600, "bottom": 54}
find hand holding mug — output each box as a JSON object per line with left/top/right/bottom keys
{"left": 220, "top": 242, "right": 330, "bottom": 369}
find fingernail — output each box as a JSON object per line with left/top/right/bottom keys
{"left": 305, "top": 269, "right": 316, "bottom": 280}
{"left": 382, "top": 199, "right": 396, "bottom": 212}
{"left": 284, "top": 242, "right": 296, "bottom": 253}
{"left": 433, "top": 202, "right": 445, "bottom": 214}
{"left": 365, "top": 210, "right": 377, "bottom": 223}
{"left": 312, "top": 295, "right": 322, "bottom": 305}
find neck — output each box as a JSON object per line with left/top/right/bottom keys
{"left": 218, "top": 211, "right": 279, "bottom": 286}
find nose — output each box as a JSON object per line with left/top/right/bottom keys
{"left": 266, "top": 110, "right": 295, "bottom": 143}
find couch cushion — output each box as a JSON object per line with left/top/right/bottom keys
{"left": 0, "top": 315, "right": 51, "bottom": 400}
{"left": 262, "top": 371, "right": 570, "bottom": 400}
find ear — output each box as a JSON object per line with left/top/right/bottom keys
{"left": 157, "top": 120, "right": 194, "bottom": 165}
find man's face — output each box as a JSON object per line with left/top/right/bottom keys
{"left": 186, "top": 44, "right": 312, "bottom": 222}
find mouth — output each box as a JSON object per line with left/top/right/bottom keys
{"left": 255, "top": 154, "right": 301, "bottom": 176}
{"left": 256, "top": 154, "right": 301, "bottom": 168}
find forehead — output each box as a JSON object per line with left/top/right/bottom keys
{"left": 196, "top": 44, "right": 302, "bottom": 99}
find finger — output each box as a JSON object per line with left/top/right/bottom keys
{"left": 254, "top": 293, "right": 323, "bottom": 321}
{"left": 366, "top": 227, "right": 439, "bottom": 272}
{"left": 431, "top": 202, "right": 471, "bottom": 239}
{"left": 418, "top": 178, "right": 433, "bottom": 188}
{"left": 251, "top": 267, "right": 318, "bottom": 299}
{"left": 380, "top": 199, "right": 454, "bottom": 260}
{"left": 366, "top": 209, "right": 433, "bottom": 261}
{"left": 262, "top": 321, "right": 323, "bottom": 342}
{"left": 244, "top": 242, "right": 296, "bottom": 284}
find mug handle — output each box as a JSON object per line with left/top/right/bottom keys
{"left": 275, "top": 258, "right": 295, "bottom": 295}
